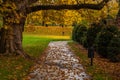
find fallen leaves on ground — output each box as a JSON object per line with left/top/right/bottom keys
{"left": 69, "top": 42, "right": 120, "bottom": 80}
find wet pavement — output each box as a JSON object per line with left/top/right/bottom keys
{"left": 28, "top": 41, "right": 90, "bottom": 80}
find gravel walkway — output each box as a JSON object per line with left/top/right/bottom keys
{"left": 28, "top": 41, "right": 90, "bottom": 80}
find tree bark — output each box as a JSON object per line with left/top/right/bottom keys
{"left": 0, "top": 14, "right": 29, "bottom": 58}
{"left": 0, "top": 28, "right": 6, "bottom": 53}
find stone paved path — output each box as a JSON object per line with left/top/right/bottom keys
{"left": 28, "top": 41, "right": 90, "bottom": 80}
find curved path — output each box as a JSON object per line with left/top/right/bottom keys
{"left": 29, "top": 41, "right": 90, "bottom": 80}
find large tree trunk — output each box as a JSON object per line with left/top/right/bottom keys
{"left": 0, "top": 15, "right": 29, "bottom": 58}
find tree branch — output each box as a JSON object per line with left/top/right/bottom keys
{"left": 26, "top": 0, "right": 110, "bottom": 14}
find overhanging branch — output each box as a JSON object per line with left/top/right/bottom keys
{"left": 26, "top": 0, "right": 110, "bottom": 14}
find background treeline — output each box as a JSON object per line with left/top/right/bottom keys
{"left": 72, "top": 19, "right": 120, "bottom": 62}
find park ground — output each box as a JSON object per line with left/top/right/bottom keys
{"left": 0, "top": 26, "right": 120, "bottom": 80}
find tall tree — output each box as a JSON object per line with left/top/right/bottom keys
{"left": 0, "top": 0, "right": 110, "bottom": 57}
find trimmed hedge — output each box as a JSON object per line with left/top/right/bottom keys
{"left": 72, "top": 24, "right": 80, "bottom": 41}
{"left": 72, "top": 22, "right": 120, "bottom": 62}
{"left": 87, "top": 23, "right": 102, "bottom": 48}
{"left": 96, "top": 25, "right": 119, "bottom": 58}
{"left": 77, "top": 25, "right": 87, "bottom": 44}
{"left": 107, "top": 31, "right": 120, "bottom": 62}
{"left": 72, "top": 24, "right": 87, "bottom": 47}
{"left": 96, "top": 30, "right": 113, "bottom": 57}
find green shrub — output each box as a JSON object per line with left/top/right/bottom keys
{"left": 87, "top": 23, "right": 102, "bottom": 48}
{"left": 81, "top": 36, "right": 88, "bottom": 48}
{"left": 76, "top": 24, "right": 87, "bottom": 44}
{"left": 107, "top": 31, "right": 120, "bottom": 62}
{"left": 96, "top": 31, "right": 113, "bottom": 57}
{"left": 96, "top": 25, "right": 119, "bottom": 58}
{"left": 72, "top": 24, "right": 79, "bottom": 41}
{"left": 72, "top": 24, "right": 87, "bottom": 47}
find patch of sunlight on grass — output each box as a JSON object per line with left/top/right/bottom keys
{"left": 40, "top": 35, "right": 71, "bottom": 40}
{"left": 23, "top": 34, "right": 71, "bottom": 40}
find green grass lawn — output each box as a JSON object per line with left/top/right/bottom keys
{"left": 0, "top": 33, "right": 71, "bottom": 80}
{"left": 23, "top": 34, "right": 71, "bottom": 57}
{"left": 23, "top": 34, "right": 52, "bottom": 57}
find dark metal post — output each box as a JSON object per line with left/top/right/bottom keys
{"left": 88, "top": 46, "right": 94, "bottom": 66}
{"left": 62, "top": 25, "right": 64, "bottom": 36}
{"left": 91, "top": 57, "right": 93, "bottom": 66}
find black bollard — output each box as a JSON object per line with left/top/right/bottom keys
{"left": 88, "top": 46, "right": 94, "bottom": 66}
